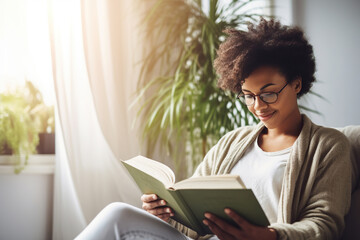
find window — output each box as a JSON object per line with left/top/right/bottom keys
{"left": 0, "top": 0, "right": 55, "bottom": 163}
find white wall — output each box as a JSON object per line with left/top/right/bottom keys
{"left": 274, "top": 0, "right": 360, "bottom": 127}
{"left": 0, "top": 174, "right": 53, "bottom": 240}
{"left": 0, "top": 156, "right": 54, "bottom": 240}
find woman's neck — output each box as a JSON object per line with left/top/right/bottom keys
{"left": 258, "top": 111, "right": 303, "bottom": 152}
{"left": 264, "top": 110, "right": 303, "bottom": 138}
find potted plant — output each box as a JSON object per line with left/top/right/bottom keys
{"left": 0, "top": 81, "right": 55, "bottom": 173}
{"left": 0, "top": 91, "right": 39, "bottom": 173}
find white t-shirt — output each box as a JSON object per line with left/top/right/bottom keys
{"left": 229, "top": 136, "right": 292, "bottom": 224}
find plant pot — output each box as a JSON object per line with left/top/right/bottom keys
{"left": 36, "top": 133, "right": 55, "bottom": 154}
{"left": 0, "top": 143, "right": 13, "bottom": 155}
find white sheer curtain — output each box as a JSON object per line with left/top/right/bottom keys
{"left": 81, "top": 0, "right": 142, "bottom": 160}
{"left": 48, "top": 0, "right": 144, "bottom": 239}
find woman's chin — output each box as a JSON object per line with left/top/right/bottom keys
{"left": 258, "top": 111, "right": 275, "bottom": 121}
{"left": 259, "top": 111, "right": 278, "bottom": 128}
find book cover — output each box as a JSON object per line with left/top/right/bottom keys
{"left": 122, "top": 155, "right": 269, "bottom": 235}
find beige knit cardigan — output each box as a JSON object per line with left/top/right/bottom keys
{"left": 170, "top": 115, "right": 354, "bottom": 240}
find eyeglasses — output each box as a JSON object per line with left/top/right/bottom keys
{"left": 237, "top": 82, "right": 288, "bottom": 106}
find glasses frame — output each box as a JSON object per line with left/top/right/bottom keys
{"left": 237, "top": 82, "right": 289, "bottom": 106}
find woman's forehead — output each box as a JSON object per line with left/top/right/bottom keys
{"left": 242, "top": 67, "right": 286, "bottom": 87}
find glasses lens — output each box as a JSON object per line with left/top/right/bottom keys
{"left": 260, "top": 93, "right": 277, "bottom": 103}
{"left": 239, "top": 94, "right": 254, "bottom": 106}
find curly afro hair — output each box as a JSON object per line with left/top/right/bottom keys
{"left": 214, "top": 18, "right": 316, "bottom": 98}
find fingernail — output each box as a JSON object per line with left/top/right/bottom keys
{"left": 203, "top": 219, "right": 208, "bottom": 225}
{"left": 166, "top": 208, "right": 171, "bottom": 213}
{"left": 170, "top": 213, "right": 174, "bottom": 217}
{"left": 152, "top": 195, "right": 157, "bottom": 200}
{"left": 204, "top": 213, "right": 211, "bottom": 218}
{"left": 224, "top": 208, "right": 231, "bottom": 214}
{"left": 161, "top": 200, "right": 166, "bottom": 205}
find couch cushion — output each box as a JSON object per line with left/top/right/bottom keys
{"left": 337, "top": 126, "right": 360, "bottom": 190}
{"left": 337, "top": 126, "right": 360, "bottom": 240}
{"left": 342, "top": 189, "right": 360, "bottom": 240}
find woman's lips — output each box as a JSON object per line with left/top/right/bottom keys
{"left": 257, "top": 112, "right": 275, "bottom": 121}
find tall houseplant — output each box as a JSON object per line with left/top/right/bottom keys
{"left": 136, "top": 0, "right": 267, "bottom": 177}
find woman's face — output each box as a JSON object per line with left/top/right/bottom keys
{"left": 241, "top": 66, "right": 301, "bottom": 130}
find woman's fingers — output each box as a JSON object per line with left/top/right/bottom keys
{"left": 141, "top": 194, "right": 157, "bottom": 203}
{"left": 157, "top": 213, "right": 172, "bottom": 222}
{"left": 141, "top": 194, "right": 163, "bottom": 210}
{"left": 204, "top": 213, "right": 241, "bottom": 235}
{"left": 140, "top": 194, "right": 174, "bottom": 221}
{"left": 147, "top": 206, "right": 173, "bottom": 216}
{"left": 224, "top": 208, "right": 250, "bottom": 231}
{"left": 142, "top": 199, "right": 166, "bottom": 210}
{"left": 203, "top": 218, "right": 235, "bottom": 240}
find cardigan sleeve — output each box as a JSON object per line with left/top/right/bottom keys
{"left": 271, "top": 132, "right": 353, "bottom": 240}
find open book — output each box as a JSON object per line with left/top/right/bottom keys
{"left": 122, "top": 155, "right": 269, "bottom": 236}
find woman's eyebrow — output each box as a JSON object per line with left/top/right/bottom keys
{"left": 242, "top": 83, "right": 276, "bottom": 92}
{"left": 260, "top": 83, "right": 276, "bottom": 90}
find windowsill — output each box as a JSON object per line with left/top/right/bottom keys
{"left": 0, "top": 154, "right": 55, "bottom": 175}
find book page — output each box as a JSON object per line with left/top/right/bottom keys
{"left": 173, "top": 175, "right": 245, "bottom": 190}
{"left": 124, "top": 155, "right": 175, "bottom": 188}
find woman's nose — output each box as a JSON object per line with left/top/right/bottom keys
{"left": 253, "top": 96, "right": 268, "bottom": 110}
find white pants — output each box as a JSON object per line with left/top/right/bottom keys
{"left": 75, "top": 202, "right": 191, "bottom": 240}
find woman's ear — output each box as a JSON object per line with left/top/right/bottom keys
{"left": 292, "top": 77, "right": 302, "bottom": 94}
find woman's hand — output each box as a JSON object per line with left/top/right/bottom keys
{"left": 203, "top": 208, "right": 277, "bottom": 240}
{"left": 141, "top": 194, "right": 174, "bottom": 222}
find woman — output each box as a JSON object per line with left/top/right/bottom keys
{"left": 76, "top": 18, "right": 353, "bottom": 240}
